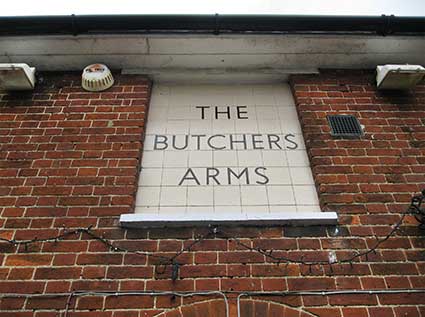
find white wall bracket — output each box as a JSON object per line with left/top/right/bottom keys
{"left": 376, "top": 64, "right": 425, "bottom": 90}
{"left": 0, "top": 63, "right": 36, "bottom": 90}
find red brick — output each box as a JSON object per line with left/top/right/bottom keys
{"left": 0, "top": 297, "right": 25, "bottom": 310}
{"left": 77, "top": 254, "right": 123, "bottom": 265}
{"left": 42, "top": 241, "right": 88, "bottom": 252}
{"left": 106, "top": 266, "right": 153, "bottom": 279}
{"left": 371, "top": 263, "right": 418, "bottom": 276}
{"left": 104, "top": 295, "right": 154, "bottom": 309}
{"left": 179, "top": 265, "right": 226, "bottom": 278}
{"left": 158, "top": 240, "right": 183, "bottom": 252}
{"left": 221, "top": 278, "right": 262, "bottom": 291}
{"left": 307, "top": 308, "right": 342, "bottom": 317}
{"left": 262, "top": 278, "right": 287, "bottom": 291}
{"left": 194, "top": 252, "right": 217, "bottom": 264}
{"left": 195, "top": 279, "right": 220, "bottom": 291}
{"left": 341, "top": 307, "right": 369, "bottom": 317}
{"left": 360, "top": 277, "right": 386, "bottom": 289}
{"left": 183, "top": 239, "right": 227, "bottom": 251}
{"left": 113, "top": 239, "right": 156, "bottom": 252}
{"left": 59, "top": 196, "right": 99, "bottom": 206}
{"left": 393, "top": 306, "right": 420, "bottom": 317}
{"left": 8, "top": 268, "right": 34, "bottom": 280}
{"left": 34, "top": 267, "right": 81, "bottom": 279}
{"left": 82, "top": 267, "right": 106, "bottom": 279}
{"left": 252, "top": 264, "right": 300, "bottom": 277}
{"left": 146, "top": 280, "right": 194, "bottom": 292}
{"left": 26, "top": 296, "right": 68, "bottom": 309}
{"left": 287, "top": 278, "right": 336, "bottom": 291}
{"left": 227, "top": 264, "right": 250, "bottom": 277}
{"left": 77, "top": 296, "right": 104, "bottom": 310}
{"left": 0, "top": 281, "right": 45, "bottom": 294}
{"left": 45, "top": 281, "right": 71, "bottom": 293}
{"left": 219, "top": 251, "right": 264, "bottom": 263}
{"left": 379, "top": 293, "right": 424, "bottom": 305}
{"left": 5, "top": 254, "right": 52, "bottom": 266}
{"left": 335, "top": 277, "right": 361, "bottom": 290}
{"left": 71, "top": 280, "right": 119, "bottom": 291}
{"left": 329, "top": 294, "right": 378, "bottom": 305}
{"left": 368, "top": 307, "right": 395, "bottom": 317}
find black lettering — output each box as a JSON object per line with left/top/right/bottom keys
{"left": 255, "top": 167, "right": 269, "bottom": 185}
{"left": 285, "top": 133, "right": 298, "bottom": 150}
{"left": 207, "top": 135, "right": 226, "bottom": 150}
{"left": 229, "top": 134, "right": 247, "bottom": 150}
{"left": 251, "top": 134, "right": 264, "bottom": 149}
{"left": 172, "top": 135, "right": 188, "bottom": 150}
{"left": 267, "top": 134, "right": 282, "bottom": 150}
{"left": 215, "top": 106, "right": 231, "bottom": 119}
{"left": 154, "top": 135, "right": 168, "bottom": 150}
{"left": 206, "top": 167, "right": 220, "bottom": 185}
{"left": 236, "top": 106, "right": 248, "bottom": 119}
{"left": 196, "top": 106, "right": 210, "bottom": 119}
{"left": 178, "top": 168, "right": 201, "bottom": 185}
{"left": 227, "top": 167, "right": 249, "bottom": 185}
{"left": 191, "top": 135, "right": 206, "bottom": 150}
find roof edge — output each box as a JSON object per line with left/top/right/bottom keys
{"left": 1, "top": 14, "right": 425, "bottom": 36}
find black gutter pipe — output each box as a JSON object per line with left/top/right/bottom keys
{"left": 0, "top": 14, "right": 424, "bottom": 36}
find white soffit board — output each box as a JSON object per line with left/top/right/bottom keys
{"left": 120, "top": 83, "right": 337, "bottom": 228}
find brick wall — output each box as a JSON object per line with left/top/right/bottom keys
{"left": 0, "top": 71, "right": 424, "bottom": 317}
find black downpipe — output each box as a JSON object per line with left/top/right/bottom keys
{"left": 0, "top": 14, "right": 424, "bottom": 36}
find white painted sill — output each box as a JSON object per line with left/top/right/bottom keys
{"left": 119, "top": 211, "right": 338, "bottom": 228}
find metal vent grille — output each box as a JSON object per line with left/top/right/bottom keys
{"left": 327, "top": 115, "right": 363, "bottom": 138}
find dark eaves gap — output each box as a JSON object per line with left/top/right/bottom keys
{"left": 0, "top": 14, "right": 424, "bottom": 36}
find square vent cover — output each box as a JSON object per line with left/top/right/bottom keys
{"left": 327, "top": 115, "right": 363, "bottom": 138}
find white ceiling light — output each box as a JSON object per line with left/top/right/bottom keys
{"left": 0, "top": 63, "right": 36, "bottom": 91}
{"left": 82, "top": 64, "right": 114, "bottom": 92}
{"left": 377, "top": 64, "right": 425, "bottom": 90}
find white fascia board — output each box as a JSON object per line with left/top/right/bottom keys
{"left": 1, "top": 34, "right": 424, "bottom": 72}
{"left": 119, "top": 212, "right": 338, "bottom": 228}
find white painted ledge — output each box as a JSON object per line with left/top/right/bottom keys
{"left": 119, "top": 211, "right": 338, "bottom": 228}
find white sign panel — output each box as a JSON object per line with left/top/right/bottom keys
{"left": 131, "top": 84, "right": 329, "bottom": 225}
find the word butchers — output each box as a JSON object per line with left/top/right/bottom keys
{"left": 153, "top": 133, "right": 298, "bottom": 151}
